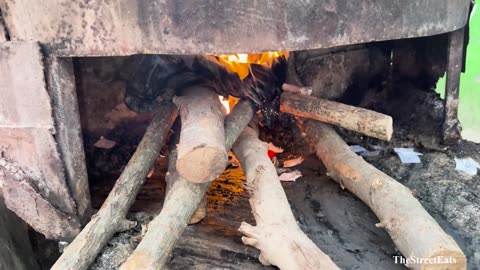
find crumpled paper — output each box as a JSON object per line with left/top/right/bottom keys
{"left": 279, "top": 170, "right": 302, "bottom": 182}
{"left": 455, "top": 158, "right": 480, "bottom": 176}
{"left": 349, "top": 145, "right": 383, "bottom": 157}
{"left": 394, "top": 148, "right": 423, "bottom": 164}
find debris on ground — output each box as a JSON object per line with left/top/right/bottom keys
{"left": 454, "top": 157, "right": 480, "bottom": 176}
{"left": 283, "top": 156, "right": 304, "bottom": 168}
{"left": 278, "top": 170, "right": 302, "bottom": 182}
{"left": 94, "top": 137, "right": 117, "bottom": 149}
{"left": 349, "top": 145, "right": 382, "bottom": 157}
{"left": 394, "top": 148, "right": 423, "bottom": 164}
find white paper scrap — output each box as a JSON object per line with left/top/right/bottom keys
{"left": 455, "top": 158, "right": 480, "bottom": 176}
{"left": 394, "top": 148, "right": 423, "bottom": 164}
{"left": 349, "top": 145, "right": 381, "bottom": 157}
{"left": 350, "top": 145, "right": 367, "bottom": 153}
{"left": 279, "top": 170, "right": 302, "bottom": 182}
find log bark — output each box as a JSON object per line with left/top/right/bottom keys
{"left": 51, "top": 102, "right": 178, "bottom": 270}
{"left": 280, "top": 91, "right": 393, "bottom": 141}
{"left": 232, "top": 126, "right": 339, "bottom": 270}
{"left": 173, "top": 87, "right": 228, "bottom": 183}
{"left": 163, "top": 122, "right": 206, "bottom": 225}
{"left": 303, "top": 120, "right": 466, "bottom": 270}
{"left": 120, "top": 99, "right": 257, "bottom": 270}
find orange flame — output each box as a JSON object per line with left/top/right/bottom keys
{"left": 216, "top": 51, "right": 287, "bottom": 114}
{"left": 217, "top": 51, "right": 289, "bottom": 80}
{"left": 219, "top": 95, "right": 239, "bottom": 114}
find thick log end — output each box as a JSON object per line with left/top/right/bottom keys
{"left": 377, "top": 115, "right": 393, "bottom": 141}
{"left": 177, "top": 146, "right": 227, "bottom": 183}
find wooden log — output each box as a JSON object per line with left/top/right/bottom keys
{"left": 173, "top": 87, "right": 228, "bottom": 183}
{"left": 232, "top": 126, "right": 339, "bottom": 270}
{"left": 163, "top": 122, "right": 206, "bottom": 225}
{"left": 51, "top": 102, "right": 178, "bottom": 270}
{"left": 120, "top": 99, "right": 257, "bottom": 270}
{"left": 303, "top": 120, "right": 466, "bottom": 270}
{"left": 280, "top": 91, "right": 393, "bottom": 141}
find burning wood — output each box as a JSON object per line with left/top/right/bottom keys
{"left": 120, "top": 99, "right": 257, "bottom": 270}
{"left": 173, "top": 86, "right": 228, "bottom": 183}
{"left": 48, "top": 51, "right": 456, "bottom": 270}
{"left": 281, "top": 91, "right": 393, "bottom": 141}
{"left": 302, "top": 120, "right": 466, "bottom": 270}
{"left": 232, "top": 126, "right": 339, "bottom": 270}
{"left": 51, "top": 102, "right": 178, "bottom": 270}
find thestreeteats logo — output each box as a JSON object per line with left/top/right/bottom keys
{"left": 393, "top": 255, "right": 457, "bottom": 266}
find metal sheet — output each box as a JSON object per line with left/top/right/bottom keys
{"left": 443, "top": 28, "right": 465, "bottom": 144}
{"left": 45, "top": 56, "right": 92, "bottom": 224}
{"left": 0, "top": 42, "right": 54, "bottom": 128}
{"left": 0, "top": 0, "right": 470, "bottom": 56}
{"left": 0, "top": 41, "right": 81, "bottom": 240}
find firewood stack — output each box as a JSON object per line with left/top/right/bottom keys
{"left": 51, "top": 54, "right": 465, "bottom": 270}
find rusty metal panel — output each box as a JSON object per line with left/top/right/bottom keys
{"left": 0, "top": 42, "right": 54, "bottom": 128}
{"left": 1, "top": 168, "right": 81, "bottom": 241}
{"left": 0, "top": 8, "right": 7, "bottom": 42}
{"left": 0, "top": 200, "right": 40, "bottom": 270}
{"left": 0, "top": 128, "right": 82, "bottom": 240}
{"left": 0, "top": 24, "right": 5, "bottom": 42}
{"left": 0, "top": 0, "right": 470, "bottom": 56}
{"left": 0, "top": 128, "right": 77, "bottom": 214}
{"left": 443, "top": 28, "right": 465, "bottom": 144}
{"left": 45, "top": 56, "right": 92, "bottom": 224}
{"left": 0, "top": 41, "right": 81, "bottom": 240}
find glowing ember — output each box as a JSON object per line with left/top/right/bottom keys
{"left": 217, "top": 51, "right": 289, "bottom": 79}
{"left": 219, "top": 96, "right": 239, "bottom": 114}
{"left": 219, "top": 96, "right": 231, "bottom": 114}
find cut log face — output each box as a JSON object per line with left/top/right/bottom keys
{"left": 232, "top": 126, "right": 339, "bottom": 270}
{"left": 164, "top": 123, "right": 207, "bottom": 225}
{"left": 173, "top": 87, "right": 228, "bottom": 183}
{"left": 303, "top": 120, "right": 466, "bottom": 270}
